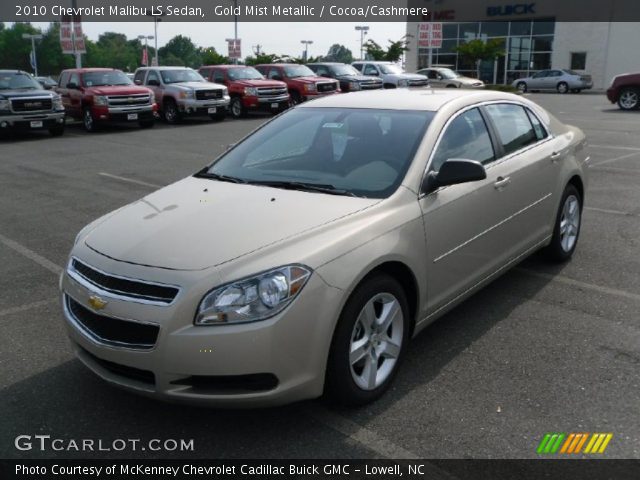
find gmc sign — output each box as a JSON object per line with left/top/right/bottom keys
{"left": 487, "top": 3, "right": 536, "bottom": 16}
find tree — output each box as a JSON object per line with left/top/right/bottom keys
{"left": 158, "top": 35, "right": 200, "bottom": 67}
{"left": 282, "top": 54, "right": 323, "bottom": 64}
{"left": 363, "top": 36, "right": 411, "bottom": 62}
{"left": 199, "top": 47, "right": 229, "bottom": 65}
{"left": 455, "top": 38, "right": 506, "bottom": 79}
{"left": 93, "top": 32, "right": 138, "bottom": 71}
{"left": 0, "top": 23, "right": 41, "bottom": 72}
{"left": 36, "top": 23, "right": 75, "bottom": 75}
{"left": 324, "top": 44, "right": 353, "bottom": 64}
{"left": 244, "top": 53, "right": 282, "bottom": 66}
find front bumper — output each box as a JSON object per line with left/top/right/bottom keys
{"left": 606, "top": 88, "right": 617, "bottom": 103}
{"left": 92, "top": 105, "right": 155, "bottom": 123}
{"left": 302, "top": 90, "right": 339, "bottom": 101}
{"left": 178, "top": 97, "right": 230, "bottom": 116}
{"left": 59, "top": 254, "right": 343, "bottom": 407}
{"left": 0, "top": 110, "right": 65, "bottom": 130}
{"left": 242, "top": 94, "right": 290, "bottom": 110}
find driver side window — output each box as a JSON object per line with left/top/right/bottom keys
{"left": 431, "top": 108, "right": 495, "bottom": 172}
{"left": 364, "top": 65, "right": 378, "bottom": 76}
{"left": 146, "top": 70, "right": 160, "bottom": 85}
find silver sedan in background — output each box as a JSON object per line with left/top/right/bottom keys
{"left": 513, "top": 69, "right": 593, "bottom": 93}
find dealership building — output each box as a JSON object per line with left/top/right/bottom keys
{"left": 405, "top": 2, "right": 640, "bottom": 89}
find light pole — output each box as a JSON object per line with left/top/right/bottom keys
{"left": 22, "top": 34, "right": 43, "bottom": 77}
{"left": 146, "top": 12, "right": 166, "bottom": 66}
{"left": 138, "top": 35, "right": 154, "bottom": 66}
{"left": 355, "top": 26, "right": 369, "bottom": 60}
{"left": 229, "top": 0, "right": 239, "bottom": 64}
{"left": 300, "top": 40, "right": 313, "bottom": 61}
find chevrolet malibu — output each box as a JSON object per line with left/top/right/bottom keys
{"left": 61, "top": 89, "right": 588, "bottom": 406}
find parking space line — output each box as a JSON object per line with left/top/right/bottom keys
{"left": 585, "top": 206, "right": 635, "bottom": 217}
{"left": 0, "top": 233, "right": 62, "bottom": 275}
{"left": 0, "top": 299, "right": 57, "bottom": 318}
{"left": 590, "top": 144, "right": 640, "bottom": 152}
{"left": 592, "top": 151, "right": 640, "bottom": 166}
{"left": 517, "top": 268, "right": 640, "bottom": 303}
{"left": 304, "top": 406, "right": 420, "bottom": 459}
{"left": 98, "top": 172, "right": 162, "bottom": 189}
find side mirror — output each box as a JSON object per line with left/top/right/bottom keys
{"left": 134, "top": 79, "right": 142, "bottom": 85}
{"left": 147, "top": 79, "right": 160, "bottom": 86}
{"left": 66, "top": 82, "right": 78, "bottom": 89}
{"left": 421, "top": 159, "right": 487, "bottom": 194}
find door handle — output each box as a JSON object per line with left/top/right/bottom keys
{"left": 494, "top": 176, "right": 511, "bottom": 189}
{"left": 550, "top": 151, "right": 562, "bottom": 162}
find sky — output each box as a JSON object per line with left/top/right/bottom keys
{"left": 33, "top": 21, "right": 407, "bottom": 59}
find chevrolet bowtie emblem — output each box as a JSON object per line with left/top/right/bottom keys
{"left": 88, "top": 295, "right": 107, "bottom": 310}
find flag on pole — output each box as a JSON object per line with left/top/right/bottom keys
{"left": 142, "top": 48, "right": 148, "bottom": 66}
{"left": 30, "top": 49, "right": 36, "bottom": 70}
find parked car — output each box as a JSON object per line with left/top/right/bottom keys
{"left": 56, "top": 68, "right": 156, "bottom": 132}
{"left": 0, "top": 70, "right": 65, "bottom": 136}
{"left": 134, "top": 67, "right": 229, "bottom": 123}
{"left": 512, "top": 69, "right": 593, "bottom": 93}
{"left": 35, "top": 76, "right": 58, "bottom": 90}
{"left": 416, "top": 67, "right": 484, "bottom": 89}
{"left": 306, "top": 62, "right": 383, "bottom": 92}
{"left": 198, "top": 65, "right": 289, "bottom": 118}
{"left": 351, "top": 61, "right": 429, "bottom": 89}
{"left": 606, "top": 72, "right": 640, "bottom": 110}
{"left": 254, "top": 64, "right": 339, "bottom": 105}
{"left": 61, "top": 89, "right": 588, "bottom": 407}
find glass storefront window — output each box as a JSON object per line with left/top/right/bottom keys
{"left": 509, "top": 36, "right": 532, "bottom": 53}
{"left": 510, "top": 21, "right": 532, "bottom": 36}
{"left": 531, "top": 53, "right": 552, "bottom": 70}
{"left": 459, "top": 23, "right": 480, "bottom": 40}
{"left": 480, "top": 22, "right": 509, "bottom": 37}
{"left": 442, "top": 23, "right": 458, "bottom": 39}
{"left": 532, "top": 35, "right": 553, "bottom": 51}
{"left": 438, "top": 39, "right": 459, "bottom": 53}
{"left": 532, "top": 20, "right": 555, "bottom": 35}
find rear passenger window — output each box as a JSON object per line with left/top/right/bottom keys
{"left": 431, "top": 108, "right": 495, "bottom": 171}
{"left": 525, "top": 108, "right": 548, "bottom": 140}
{"left": 133, "top": 70, "right": 145, "bottom": 85}
{"left": 485, "top": 104, "right": 538, "bottom": 155}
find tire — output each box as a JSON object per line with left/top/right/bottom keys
{"left": 325, "top": 274, "right": 410, "bottom": 406}
{"left": 617, "top": 88, "right": 640, "bottom": 110}
{"left": 139, "top": 120, "right": 154, "bottom": 128}
{"left": 544, "top": 184, "right": 582, "bottom": 262}
{"left": 516, "top": 81, "right": 527, "bottom": 93}
{"left": 289, "top": 91, "right": 302, "bottom": 106}
{"left": 82, "top": 107, "right": 98, "bottom": 133}
{"left": 49, "top": 124, "right": 65, "bottom": 137}
{"left": 383, "top": 83, "right": 397, "bottom": 89}
{"left": 163, "top": 99, "right": 182, "bottom": 124}
{"left": 230, "top": 97, "right": 247, "bottom": 118}
{"left": 557, "top": 82, "right": 569, "bottom": 94}
{"left": 446, "top": 84, "right": 458, "bottom": 88}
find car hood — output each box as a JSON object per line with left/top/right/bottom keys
{"left": 291, "top": 76, "right": 335, "bottom": 84}
{"left": 0, "top": 89, "right": 52, "bottom": 98}
{"left": 231, "top": 79, "right": 286, "bottom": 88}
{"left": 337, "top": 75, "right": 382, "bottom": 83}
{"left": 383, "top": 73, "right": 427, "bottom": 80}
{"left": 457, "top": 76, "right": 484, "bottom": 85}
{"left": 84, "top": 176, "right": 378, "bottom": 271}
{"left": 87, "top": 85, "right": 151, "bottom": 95}
{"left": 170, "top": 81, "right": 225, "bottom": 90}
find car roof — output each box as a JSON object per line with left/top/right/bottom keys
{"left": 255, "top": 64, "right": 310, "bottom": 67}
{"left": 137, "top": 66, "right": 193, "bottom": 70}
{"left": 201, "top": 65, "right": 254, "bottom": 69}
{"left": 352, "top": 61, "right": 392, "bottom": 64}
{"left": 62, "top": 68, "right": 118, "bottom": 73}
{"left": 307, "top": 62, "right": 344, "bottom": 66}
{"left": 298, "top": 88, "right": 524, "bottom": 112}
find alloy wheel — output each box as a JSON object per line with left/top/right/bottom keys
{"left": 517, "top": 82, "right": 527, "bottom": 93}
{"left": 349, "top": 292, "right": 403, "bottom": 391}
{"left": 83, "top": 110, "right": 93, "bottom": 131}
{"left": 557, "top": 82, "right": 569, "bottom": 94}
{"left": 619, "top": 90, "right": 639, "bottom": 110}
{"left": 559, "top": 194, "right": 580, "bottom": 253}
{"left": 231, "top": 98, "right": 242, "bottom": 117}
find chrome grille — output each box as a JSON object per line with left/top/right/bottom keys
{"left": 317, "top": 82, "right": 338, "bottom": 93}
{"left": 10, "top": 97, "right": 53, "bottom": 113}
{"left": 257, "top": 87, "right": 288, "bottom": 97}
{"left": 195, "top": 89, "right": 223, "bottom": 100}
{"left": 69, "top": 258, "right": 179, "bottom": 305}
{"left": 408, "top": 79, "right": 429, "bottom": 87}
{"left": 360, "top": 81, "right": 383, "bottom": 90}
{"left": 106, "top": 94, "right": 151, "bottom": 107}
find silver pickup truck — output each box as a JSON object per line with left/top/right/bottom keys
{"left": 134, "top": 67, "right": 230, "bottom": 123}
{"left": 0, "top": 70, "right": 65, "bottom": 136}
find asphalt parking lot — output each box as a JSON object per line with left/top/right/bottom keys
{"left": 1, "top": 93, "right": 639, "bottom": 461}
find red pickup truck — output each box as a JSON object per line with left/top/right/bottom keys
{"left": 254, "top": 64, "right": 340, "bottom": 105}
{"left": 56, "top": 68, "right": 157, "bottom": 132}
{"left": 199, "top": 65, "right": 289, "bottom": 118}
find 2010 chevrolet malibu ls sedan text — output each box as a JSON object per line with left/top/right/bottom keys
{"left": 61, "top": 89, "right": 588, "bottom": 406}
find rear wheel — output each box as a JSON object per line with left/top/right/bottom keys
{"left": 557, "top": 82, "right": 569, "bottom": 94}
{"left": 516, "top": 81, "right": 527, "bottom": 93}
{"left": 618, "top": 88, "right": 640, "bottom": 110}
{"left": 544, "top": 184, "right": 582, "bottom": 262}
{"left": 325, "top": 274, "right": 409, "bottom": 406}
{"left": 163, "top": 99, "right": 182, "bottom": 124}
{"left": 230, "top": 97, "right": 247, "bottom": 118}
{"left": 82, "top": 107, "right": 98, "bottom": 132}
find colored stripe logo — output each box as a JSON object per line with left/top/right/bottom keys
{"left": 537, "top": 433, "right": 613, "bottom": 454}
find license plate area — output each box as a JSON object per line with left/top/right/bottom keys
{"left": 30, "top": 121, "right": 43, "bottom": 128}
{"left": 208, "top": 107, "right": 217, "bottom": 114}
{"left": 271, "top": 103, "right": 279, "bottom": 108}
{"left": 127, "top": 113, "right": 138, "bottom": 121}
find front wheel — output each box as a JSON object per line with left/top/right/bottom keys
{"left": 230, "top": 97, "right": 246, "bottom": 118}
{"left": 544, "top": 184, "right": 582, "bottom": 262}
{"left": 289, "top": 91, "right": 302, "bottom": 106}
{"left": 557, "top": 82, "right": 569, "bottom": 94}
{"left": 325, "top": 274, "right": 409, "bottom": 406}
{"left": 618, "top": 88, "right": 640, "bottom": 110}
{"left": 163, "top": 99, "right": 182, "bottom": 124}
{"left": 83, "top": 107, "right": 98, "bottom": 133}
{"left": 516, "top": 81, "right": 527, "bottom": 93}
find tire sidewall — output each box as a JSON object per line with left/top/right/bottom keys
{"left": 618, "top": 88, "right": 639, "bottom": 110}
{"left": 325, "top": 274, "right": 410, "bottom": 406}
{"left": 546, "top": 184, "right": 582, "bottom": 261}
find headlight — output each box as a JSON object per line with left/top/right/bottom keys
{"left": 222, "top": 87, "right": 229, "bottom": 96}
{"left": 195, "top": 265, "right": 312, "bottom": 325}
{"left": 149, "top": 91, "right": 155, "bottom": 103}
{"left": 0, "top": 97, "right": 9, "bottom": 111}
{"left": 397, "top": 79, "right": 409, "bottom": 87}
{"left": 304, "top": 83, "right": 317, "bottom": 92}
{"left": 244, "top": 87, "right": 258, "bottom": 96}
{"left": 52, "top": 94, "right": 64, "bottom": 110}
{"left": 179, "top": 90, "right": 194, "bottom": 99}
{"left": 93, "top": 95, "right": 108, "bottom": 106}
{"left": 349, "top": 81, "right": 361, "bottom": 91}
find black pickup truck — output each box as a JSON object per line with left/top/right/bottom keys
{"left": 0, "top": 70, "right": 66, "bottom": 136}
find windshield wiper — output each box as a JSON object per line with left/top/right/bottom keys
{"left": 194, "top": 170, "right": 247, "bottom": 184}
{"left": 246, "top": 180, "right": 358, "bottom": 197}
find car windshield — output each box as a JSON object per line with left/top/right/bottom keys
{"left": 437, "top": 68, "right": 460, "bottom": 79}
{"left": 202, "top": 107, "right": 434, "bottom": 198}
{"left": 331, "top": 65, "right": 360, "bottom": 76}
{"left": 228, "top": 67, "right": 264, "bottom": 80}
{"left": 161, "top": 69, "right": 205, "bottom": 83}
{"left": 283, "top": 65, "right": 315, "bottom": 78}
{"left": 0, "top": 72, "right": 42, "bottom": 90}
{"left": 379, "top": 64, "right": 403, "bottom": 74}
{"left": 83, "top": 71, "right": 132, "bottom": 87}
